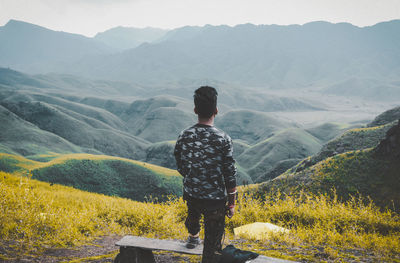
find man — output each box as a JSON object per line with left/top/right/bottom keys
{"left": 174, "top": 86, "right": 237, "bottom": 263}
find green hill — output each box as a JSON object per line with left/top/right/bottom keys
{"left": 144, "top": 140, "right": 176, "bottom": 169}
{"left": 1, "top": 101, "right": 148, "bottom": 159}
{"left": 78, "top": 97, "right": 131, "bottom": 117}
{"left": 254, "top": 120, "right": 400, "bottom": 210}
{"left": 237, "top": 128, "right": 322, "bottom": 182}
{"left": 123, "top": 96, "right": 195, "bottom": 142}
{"left": 2, "top": 91, "right": 126, "bottom": 130}
{"left": 232, "top": 139, "right": 250, "bottom": 157}
{"left": 305, "top": 122, "right": 352, "bottom": 143}
{"left": 0, "top": 105, "right": 84, "bottom": 156}
{"left": 0, "top": 153, "right": 182, "bottom": 201}
{"left": 368, "top": 105, "right": 400, "bottom": 127}
{"left": 215, "top": 110, "right": 294, "bottom": 144}
{"left": 290, "top": 122, "right": 396, "bottom": 175}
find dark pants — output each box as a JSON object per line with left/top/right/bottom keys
{"left": 185, "top": 202, "right": 225, "bottom": 263}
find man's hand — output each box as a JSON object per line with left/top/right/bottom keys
{"left": 227, "top": 205, "right": 235, "bottom": 218}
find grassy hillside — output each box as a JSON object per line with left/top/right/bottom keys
{"left": 368, "top": 105, "right": 400, "bottom": 127}
{"left": 255, "top": 121, "right": 400, "bottom": 210}
{"left": 305, "top": 122, "right": 352, "bottom": 143}
{"left": 0, "top": 153, "right": 182, "bottom": 201}
{"left": 1, "top": 171, "right": 399, "bottom": 262}
{"left": 215, "top": 110, "right": 294, "bottom": 144}
{"left": 0, "top": 105, "right": 84, "bottom": 156}
{"left": 129, "top": 107, "right": 195, "bottom": 142}
{"left": 1, "top": 101, "right": 148, "bottom": 159}
{"left": 2, "top": 91, "right": 127, "bottom": 130}
{"left": 290, "top": 122, "right": 396, "bottom": 175}
{"left": 257, "top": 149, "right": 400, "bottom": 210}
{"left": 237, "top": 128, "right": 322, "bottom": 183}
{"left": 144, "top": 140, "right": 176, "bottom": 169}
{"left": 122, "top": 96, "right": 195, "bottom": 142}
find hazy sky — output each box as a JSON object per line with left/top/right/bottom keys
{"left": 1, "top": 0, "right": 399, "bottom": 36}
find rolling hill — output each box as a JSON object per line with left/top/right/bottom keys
{"left": 2, "top": 67, "right": 392, "bottom": 187}
{"left": 144, "top": 140, "right": 176, "bottom": 169}
{"left": 254, "top": 120, "right": 400, "bottom": 210}
{"left": 290, "top": 122, "right": 397, "bottom": 175}
{"left": 305, "top": 122, "right": 352, "bottom": 143}
{"left": 215, "top": 110, "right": 295, "bottom": 144}
{"left": 368, "top": 105, "right": 400, "bottom": 127}
{"left": 0, "top": 153, "right": 182, "bottom": 201}
{"left": 0, "top": 105, "right": 84, "bottom": 156}
{"left": 237, "top": 128, "right": 322, "bottom": 183}
{"left": 1, "top": 100, "right": 148, "bottom": 160}
{"left": 123, "top": 96, "right": 196, "bottom": 142}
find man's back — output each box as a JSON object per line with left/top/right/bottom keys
{"left": 174, "top": 123, "right": 236, "bottom": 200}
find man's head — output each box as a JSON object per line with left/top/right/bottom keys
{"left": 194, "top": 86, "right": 218, "bottom": 119}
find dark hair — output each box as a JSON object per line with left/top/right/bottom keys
{"left": 194, "top": 86, "right": 218, "bottom": 118}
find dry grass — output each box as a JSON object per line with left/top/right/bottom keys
{"left": 1, "top": 171, "right": 399, "bottom": 262}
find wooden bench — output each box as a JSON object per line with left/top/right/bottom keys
{"left": 115, "top": 235, "right": 297, "bottom": 263}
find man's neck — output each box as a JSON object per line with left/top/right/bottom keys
{"left": 197, "top": 116, "right": 214, "bottom": 126}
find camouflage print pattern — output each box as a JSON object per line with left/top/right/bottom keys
{"left": 174, "top": 124, "right": 237, "bottom": 200}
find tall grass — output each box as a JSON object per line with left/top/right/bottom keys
{"left": 1, "top": 171, "right": 399, "bottom": 261}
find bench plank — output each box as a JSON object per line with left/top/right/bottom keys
{"left": 116, "top": 236, "right": 297, "bottom": 262}
{"left": 116, "top": 235, "right": 203, "bottom": 255}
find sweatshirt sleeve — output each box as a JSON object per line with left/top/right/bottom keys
{"left": 174, "top": 133, "right": 184, "bottom": 177}
{"left": 222, "top": 135, "right": 237, "bottom": 189}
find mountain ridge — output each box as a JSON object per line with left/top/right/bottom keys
{"left": 2, "top": 19, "right": 400, "bottom": 95}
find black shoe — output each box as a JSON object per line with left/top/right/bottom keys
{"left": 186, "top": 236, "right": 200, "bottom": 249}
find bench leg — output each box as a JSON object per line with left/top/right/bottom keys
{"left": 115, "top": 247, "right": 156, "bottom": 263}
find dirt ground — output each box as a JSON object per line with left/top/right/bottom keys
{"left": 0, "top": 236, "right": 199, "bottom": 263}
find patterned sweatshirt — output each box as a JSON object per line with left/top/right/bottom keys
{"left": 174, "top": 123, "right": 237, "bottom": 200}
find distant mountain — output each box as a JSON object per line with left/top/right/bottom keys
{"left": 2, "top": 19, "right": 400, "bottom": 96}
{"left": 0, "top": 20, "right": 113, "bottom": 73}
{"left": 67, "top": 20, "right": 400, "bottom": 90}
{"left": 94, "top": 26, "right": 168, "bottom": 50}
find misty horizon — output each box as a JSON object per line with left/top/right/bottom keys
{"left": 2, "top": 17, "right": 400, "bottom": 37}
{"left": 1, "top": 0, "right": 399, "bottom": 37}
